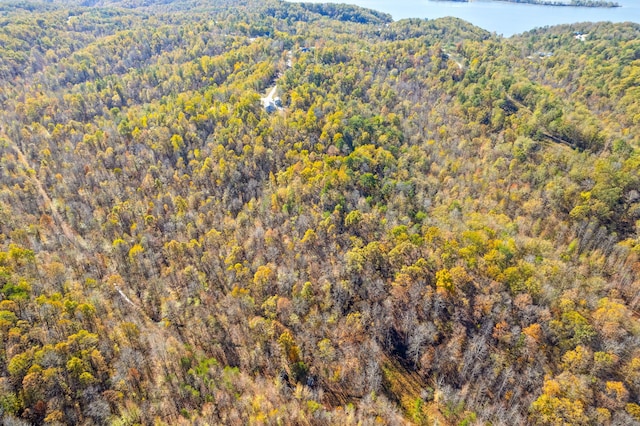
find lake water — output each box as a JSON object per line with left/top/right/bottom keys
{"left": 290, "top": 0, "right": 640, "bottom": 36}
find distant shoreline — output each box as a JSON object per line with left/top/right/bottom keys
{"left": 434, "top": 0, "right": 620, "bottom": 7}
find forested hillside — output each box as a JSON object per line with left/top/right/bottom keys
{"left": 0, "top": 0, "right": 639, "bottom": 424}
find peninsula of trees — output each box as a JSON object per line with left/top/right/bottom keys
{"left": 440, "top": 0, "right": 621, "bottom": 7}
{"left": 507, "top": 0, "right": 620, "bottom": 7}
{"left": 0, "top": 0, "right": 639, "bottom": 424}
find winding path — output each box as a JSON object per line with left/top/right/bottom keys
{"left": 0, "top": 129, "right": 150, "bottom": 313}
{"left": 2, "top": 129, "right": 88, "bottom": 251}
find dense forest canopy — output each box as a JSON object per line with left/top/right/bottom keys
{"left": 0, "top": 0, "right": 639, "bottom": 424}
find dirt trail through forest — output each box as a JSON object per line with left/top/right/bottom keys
{"left": 5, "top": 135, "right": 89, "bottom": 250}
{"left": 1, "top": 130, "right": 151, "bottom": 315}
